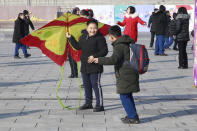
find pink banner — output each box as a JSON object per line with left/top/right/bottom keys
{"left": 194, "top": 0, "right": 197, "bottom": 87}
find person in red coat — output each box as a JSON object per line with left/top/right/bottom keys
{"left": 117, "top": 6, "right": 146, "bottom": 42}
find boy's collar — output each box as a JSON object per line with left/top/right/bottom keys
{"left": 111, "top": 35, "right": 122, "bottom": 45}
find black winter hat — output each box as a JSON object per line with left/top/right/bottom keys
{"left": 23, "top": 10, "right": 29, "bottom": 15}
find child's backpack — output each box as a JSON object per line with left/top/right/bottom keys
{"left": 126, "top": 44, "right": 149, "bottom": 74}
{"left": 169, "top": 20, "right": 177, "bottom": 36}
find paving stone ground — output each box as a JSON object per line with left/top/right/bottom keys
{"left": 0, "top": 32, "right": 197, "bottom": 131}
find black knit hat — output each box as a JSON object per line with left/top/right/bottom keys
{"left": 23, "top": 10, "right": 29, "bottom": 15}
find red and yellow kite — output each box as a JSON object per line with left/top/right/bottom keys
{"left": 20, "top": 13, "right": 110, "bottom": 66}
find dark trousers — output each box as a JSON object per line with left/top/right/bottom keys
{"left": 178, "top": 41, "right": 188, "bottom": 67}
{"left": 14, "top": 43, "right": 27, "bottom": 56}
{"left": 68, "top": 53, "right": 78, "bottom": 76}
{"left": 120, "top": 93, "right": 137, "bottom": 119}
{"left": 155, "top": 35, "right": 165, "bottom": 55}
{"left": 173, "top": 39, "right": 178, "bottom": 49}
{"left": 150, "top": 31, "right": 156, "bottom": 47}
{"left": 82, "top": 73, "right": 103, "bottom": 106}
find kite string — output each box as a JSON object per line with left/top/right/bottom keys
{"left": 56, "top": 13, "right": 82, "bottom": 110}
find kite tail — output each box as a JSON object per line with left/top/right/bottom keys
{"left": 56, "top": 65, "right": 82, "bottom": 110}
{"left": 77, "top": 62, "right": 82, "bottom": 107}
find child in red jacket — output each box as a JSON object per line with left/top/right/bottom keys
{"left": 117, "top": 6, "right": 146, "bottom": 42}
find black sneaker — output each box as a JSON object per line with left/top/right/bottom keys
{"left": 68, "top": 74, "right": 75, "bottom": 78}
{"left": 121, "top": 115, "right": 140, "bottom": 124}
{"left": 173, "top": 48, "right": 178, "bottom": 51}
{"left": 14, "top": 55, "right": 21, "bottom": 59}
{"left": 24, "top": 54, "right": 31, "bottom": 58}
{"left": 79, "top": 104, "right": 93, "bottom": 110}
{"left": 93, "top": 105, "right": 104, "bottom": 112}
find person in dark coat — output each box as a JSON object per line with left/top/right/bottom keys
{"left": 175, "top": 7, "right": 190, "bottom": 69}
{"left": 67, "top": 7, "right": 80, "bottom": 78}
{"left": 66, "top": 20, "right": 108, "bottom": 112}
{"left": 12, "top": 13, "right": 31, "bottom": 59}
{"left": 154, "top": 5, "right": 168, "bottom": 56}
{"left": 164, "top": 11, "right": 174, "bottom": 49}
{"left": 23, "top": 10, "right": 34, "bottom": 35}
{"left": 93, "top": 25, "right": 140, "bottom": 124}
{"left": 148, "top": 8, "right": 159, "bottom": 48}
{"left": 172, "top": 13, "right": 179, "bottom": 51}
{"left": 23, "top": 10, "right": 34, "bottom": 49}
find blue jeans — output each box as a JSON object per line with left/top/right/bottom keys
{"left": 155, "top": 35, "right": 165, "bottom": 55}
{"left": 164, "top": 36, "right": 174, "bottom": 49}
{"left": 120, "top": 93, "right": 137, "bottom": 119}
{"left": 14, "top": 43, "right": 27, "bottom": 56}
{"left": 82, "top": 73, "right": 103, "bottom": 106}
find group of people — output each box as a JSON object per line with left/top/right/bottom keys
{"left": 12, "top": 10, "right": 34, "bottom": 59}
{"left": 12, "top": 5, "right": 191, "bottom": 124}
{"left": 148, "top": 5, "right": 190, "bottom": 69}
{"left": 66, "top": 5, "right": 191, "bottom": 124}
{"left": 65, "top": 5, "right": 149, "bottom": 124}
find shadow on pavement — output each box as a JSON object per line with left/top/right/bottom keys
{"left": 0, "top": 79, "right": 57, "bottom": 87}
{"left": 141, "top": 76, "right": 189, "bottom": 83}
{"left": 0, "top": 60, "right": 53, "bottom": 67}
{"left": 140, "top": 105, "right": 197, "bottom": 124}
{"left": 0, "top": 109, "right": 44, "bottom": 119}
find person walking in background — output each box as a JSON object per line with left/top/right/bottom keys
{"left": 117, "top": 6, "right": 146, "bottom": 42}
{"left": 13, "top": 13, "right": 31, "bottom": 59}
{"left": 171, "top": 13, "right": 179, "bottom": 51}
{"left": 154, "top": 5, "right": 168, "bottom": 56}
{"left": 67, "top": 7, "right": 80, "bottom": 78}
{"left": 164, "top": 11, "right": 174, "bottom": 49}
{"left": 175, "top": 7, "right": 190, "bottom": 69}
{"left": 148, "top": 8, "right": 159, "bottom": 48}
{"left": 23, "top": 10, "right": 34, "bottom": 49}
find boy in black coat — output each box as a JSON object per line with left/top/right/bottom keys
{"left": 148, "top": 8, "right": 158, "bottom": 48}
{"left": 66, "top": 20, "right": 108, "bottom": 112}
{"left": 12, "top": 13, "right": 31, "bottom": 59}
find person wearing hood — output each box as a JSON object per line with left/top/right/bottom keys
{"left": 117, "top": 6, "right": 146, "bottom": 42}
{"left": 66, "top": 20, "right": 108, "bottom": 112}
{"left": 175, "top": 7, "right": 190, "bottom": 69}
{"left": 12, "top": 13, "right": 31, "bottom": 59}
{"left": 154, "top": 5, "right": 168, "bottom": 56}
{"left": 148, "top": 8, "right": 159, "bottom": 48}
{"left": 93, "top": 25, "right": 140, "bottom": 124}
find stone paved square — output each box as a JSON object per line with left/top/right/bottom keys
{"left": 0, "top": 31, "right": 197, "bottom": 131}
